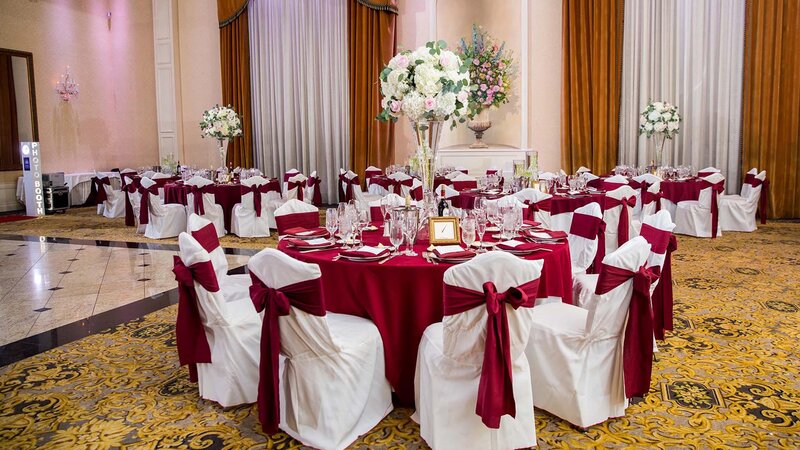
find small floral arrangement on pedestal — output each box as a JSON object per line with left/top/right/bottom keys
{"left": 639, "top": 101, "right": 681, "bottom": 167}
{"left": 457, "top": 25, "right": 515, "bottom": 118}
{"left": 199, "top": 105, "right": 242, "bottom": 168}
{"left": 376, "top": 40, "right": 471, "bottom": 192}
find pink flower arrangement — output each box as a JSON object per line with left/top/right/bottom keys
{"left": 457, "top": 25, "right": 516, "bottom": 118}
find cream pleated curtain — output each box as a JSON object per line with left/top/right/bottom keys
{"left": 249, "top": 0, "right": 349, "bottom": 203}
{"left": 618, "top": 0, "right": 746, "bottom": 192}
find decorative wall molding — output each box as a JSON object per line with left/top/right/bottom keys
{"left": 152, "top": 0, "right": 180, "bottom": 162}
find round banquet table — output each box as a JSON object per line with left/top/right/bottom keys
{"left": 278, "top": 227, "right": 573, "bottom": 406}
{"left": 163, "top": 182, "right": 249, "bottom": 231}
{"left": 659, "top": 178, "right": 720, "bottom": 204}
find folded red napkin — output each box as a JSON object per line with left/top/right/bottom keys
{"left": 524, "top": 229, "right": 567, "bottom": 239}
{"left": 496, "top": 240, "right": 540, "bottom": 251}
{"left": 339, "top": 247, "right": 390, "bottom": 258}
{"left": 433, "top": 246, "right": 474, "bottom": 259}
{"left": 285, "top": 238, "right": 330, "bottom": 248}
{"left": 522, "top": 220, "right": 541, "bottom": 227}
{"left": 284, "top": 227, "right": 330, "bottom": 238}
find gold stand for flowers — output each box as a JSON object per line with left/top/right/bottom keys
{"left": 467, "top": 110, "right": 491, "bottom": 149}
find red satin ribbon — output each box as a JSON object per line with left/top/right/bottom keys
{"left": 191, "top": 223, "right": 220, "bottom": 253}
{"left": 306, "top": 176, "right": 322, "bottom": 206}
{"left": 241, "top": 182, "right": 279, "bottom": 217}
{"left": 604, "top": 196, "right": 636, "bottom": 247}
{"left": 283, "top": 171, "right": 299, "bottom": 182}
{"left": 249, "top": 273, "right": 326, "bottom": 434}
{"left": 652, "top": 235, "right": 677, "bottom": 340}
{"left": 275, "top": 211, "right": 320, "bottom": 235}
{"left": 410, "top": 186, "right": 423, "bottom": 201}
{"left": 699, "top": 179, "right": 724, "bottom": 238}
{"left": 595, "top": 263, "right": 661, "bottom": 397}
{"left": 443, "top": 279, "right": 540, "bottom": 429}
{"left": 569, "top": 213, "right": 606, "bottom": 273}
{"left": 123, "top": 178, "right": 141, "bottom": 227}
{"left": 288, "top": 179, "right": 307, "bottom": 202}
{"left": 172, "top": 256, "right": 219, "bottom": 382}
{"left": 744, "top": 174, "right": 769, "bottom": 224}
{"left": 453, "top": 180, "right": 478, "bottom": 191}
{"left": 138, "top": 185, "right": 161, "bottom": 225}
{"left": 391, "top": 178, "right": 413, "bottom": 195}
{"left": 603, "top": 181, "right": 627, "bottom": 191}
{"left": 524, "top": 199, "right": 551, "bottom": 221}
{"left": 338, "top": 173, "right": 347, "bottom": 202}
{"left": 339, "top": 175, "right": 359, "bottom": 202}
{"left": 189, "top": 185, "right": 216, "bottom": 216}
{"left": 92, "top": 177, "right": 111, "bottom": 204}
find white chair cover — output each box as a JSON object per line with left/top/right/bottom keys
{"left": 719, "top": 169, "right": 765, "bottom": 232}
{"left": 413, "top": 252, "right": 543, "bottom": 450}
{"left": 100, "top": 177, "right": 126, "bottom": 219}
{"left": 674, "top": 173, "right": 726, "bottom": 238}
{"left": 631, "top": 173, "right": 662, "bottom": 221}
{"left": 141, "top": 170, "right": 156, "bottom": 178}
{"left": 249, "top": 249, "right": 392, "bottom": 449}
{"left": 176, "top": 232, "right": 261, "bottom": 407}
{"left": 282, "top": 168, "right": 299, "bottom": 194}
{"left": 285, "top": 173, "right": 308, "bottom": 201}
{"left": 527, "top": 237, "right": 651, "bottom": 428}
{"left": 274, "top": 199, "right": 319, "bottom": 235}
{"left": 345, "top": 170, "right": 381, "bottom": 209}
{"left": 515, "top": 188, "right": 553, "bottom": 229}
{"left": 576, "top": 166, "right": 592, "bottom": 174}
{"left": 125, "top": 176, "right": 145, "bottom": 234}
{"left": 568, "top": 203, "right": 602, "bottom": 274}
{"left": 231, "top": 176, "right": 277, "bottom": 237}
{"left": 602, "top": 186, "right": 638, "bottom": 255}
{"left": 187, "top": 214, "right": 251, "bottom": 305}
{"left": 141, "top": 177, "right": 187, "bottom": 239}
{"left": 185, "top": 176, "right": 226, "bottom": 237}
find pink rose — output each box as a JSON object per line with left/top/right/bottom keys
{"left": 424, "top": 97, "right": 436, "bottom": 110}
{"left": 480, "top": 84, "right": 488, "bottom": 92}
{"left": 390, "top": 100, "right": 402, "bottom": 113}
{"left": 473, "top": 58, "right": 480, "bottom": 65}
{"left": 457, "top": 91, "right": 469, "bottom": 104}
{"left": 493, "top": 85, "right": 500, "bottom": 92}
{"left": 498, "top": 62, "right": 505, "bottom": 69}
{"left": 396, "top": 55, "right": 410, "bottom": 69}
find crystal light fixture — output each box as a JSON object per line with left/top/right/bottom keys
{"left": 55, "top": 66, "right": 79, "bottom": 102}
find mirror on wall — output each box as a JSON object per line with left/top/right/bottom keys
{"left": 0, "top": 48, "right": 39, "bottom": 171}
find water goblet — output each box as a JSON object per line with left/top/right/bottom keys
{"left": 474, "top": 209, "right": 488, "bottom": 252}
{"left": 389, "top": 219, "right": 404, "bottom": 255}
{"left": 325, "top": 208, "right": 338, "bottom": 244}
{"left": 461, "top": 217, "right": 476, "bottom": 250}
{"left": 404, "top": 215, "right": 419, "bottom": 256}
{"left": 339, "top": 215, "right": 353, "bottom": 250}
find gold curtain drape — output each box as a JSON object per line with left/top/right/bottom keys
{"left": 741, "top": 0, "right": 800, "bottom": 219}
{"left": 218, "top": 0, "right": 252, "bottom": 168}
{"left": 561, "top": 0, "right": 625, "bottom": 175}
{"left": 348, "top": 0, "right": 397, "bottom": 179}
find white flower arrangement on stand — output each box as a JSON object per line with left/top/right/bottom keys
{"left": 376, "top": 40, "right": 471, "bottom": 193}
{"left": 638, "top": 101, "right": 681, "bottom": 168}
{"left": 199, "top": 105, "right": 243, "bottom": 171}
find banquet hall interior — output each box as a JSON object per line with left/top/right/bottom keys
{"left": 0, "top": 0, "right": 798, "bottom": 448}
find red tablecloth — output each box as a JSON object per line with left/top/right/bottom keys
{"left": 452, "top": 190, "right": 504, "bottom": 209}
{"left": 279, "top": 228, "right": 573, "bottom": 406}
{"left": 550, "top": 193, "right": 606, "bottom": 215}
{"left": 660, "top": 179, "right": 708, "bottom": 204}
{"left": 163, "top": 183, "right": 252, "bottom": 231}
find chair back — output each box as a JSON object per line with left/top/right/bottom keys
{"left": 187, "top": 214, "right": 228, "bottom": 280}
{"left": 441, "top": 252, "right": 543, "bottom": 364}
{"left": 568, "top": 202, "right": 603, "bottom": 273}
{"left": 639, "top": 210, "right": 675, "bottom": 272}
{"left": 274, "top": 199, "right": 319, "bottom": 234}
{"left": 286, "top": 173, "right": 308, "bottom": 201}
{"left": 697, "top": 166, "right": 721, "bottom": 178}
{"left": 576, "top": 166, "right": 592, "bottom": 174}
{"left": 452, "top": 173, "right": 478, "bottom": 191}
{"left": 586, "top": 237, "right": 651, "bottom": 337}
{"left": 698, "top": 173, "right": 725, "bottom": 209}
{"left": 603, "top": 185, "right": 638, "bottom": 253}
{"left": 177, "top": 232, "right": 227, "bottom": 326}
{"left": 140, "top": 177, "right": 166, "bottom": 216}
{"left": 185, "top": 176, "right": 216, "bottom": 215}
{"left": 152, "top": 172, "right": 171, "bottom": 180}
{"left": 247, "top": 249, "right": 337, "bottom": 356}
{"left": 602, "top": 174, "right": 629, "bottom": 191}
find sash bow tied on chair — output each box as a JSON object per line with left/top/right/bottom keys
{"left": 595, "top": 264, "right": 661, "bottom": 397}
{"left": 391, "top": 178, "right": 413, "bottom": 196}
{"left": 524, "top": 198, "right": 551, "bottom": 221}
{"left": 306, "top": 176, "right": 322, "bottom": 206}
{"left": 569, "top": 214, "right": 607, "bottom": 273}
{"left": 443, "top": 279, "right": 540, "bottom": 429}
{"left": 172, "top": 256, "right": 219, "bottom": 382}
{"left": 699, "top": 180, "right": 725, "bottom": 238}
{"left": 240, "top": 183, "right": 278, "bottom": 217}
{"left": 605, "top": 196, "right": 637, "bottom": 246}
{"left": 92, "top": 176, "right": 112, "bottom": 204}
{"left": 744, "top": 174, "right": 769, "bottom": 224}
{"left": 138, "top": 184, "right": 161, "bottom": 225}
{"left": 288, "top": 179, "right": 307, "bottom": 202}
{"left": 188, "top": 185, "right": 216, "bottom": 215}
{"left": 122, "top": 178, "right": 141, "bottom": 227}
{"left": 249, "top": 273, "right": 326, "bottom": 434}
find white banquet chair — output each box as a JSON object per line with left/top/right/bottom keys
{"left": 451, "top": 173, "right": 478, "bottom": 191}
{"left": 674, "top": 173, "right": 726, "bottom": 238}
{"left": 413, "top": 252, "right": 542, "bottom": 450}
{"left": 282, "top": 168, "right": 300, "bottom": 194}
{"left": 602, "top": 174, "right": 630, "bottom": 191}
{"left": 187, "top": 214, "right": 251, "bottom": 304}
{"left": 697, "top": 166, "right": 721, "bottom": 178}
{"left": 174, "top": 232, "right": 261, "bottom": 407}
{"left": 342, "top": 170, "right": 381, "bottom": 209}
{"left": 248, "top": 249, "right": 392, "bottom": 449}
{"left": 140, "top": 177, "right": 186, "bottom": 239}
{"left": 719, "top": 169, "right": 766, "bottom": 232}
{"left": 514, "top": 188, "right": 553, "bottom": 229}
{"left": 576, "top": 166, "right": 592, "bottom": 175}
{"left": 526, "top": 237, "right": 652, "bottom": 428}
{"left": 274, "top": 199, "right": 319, "bottom": 236}
{"left": 568, "top": 203, "right": 603, "bottom": 275}
{"left": 185, "top": 176, "right": 226, "bottom": 237}
{"left": 95, "top": 175, "right": 126, "bottom": 219}
{"left": 387, "top": 172, "right": 414, "bottom": 196}
{"left": 631, "top": 173, "right": 662, "bottom": 221}
{"left": 231, "top": 176, "right": 277, "bottom": 237}
{"left": 124, "top": 176, "right": 145, "bottom": 234}
{"left": 602, "top": 185, "right": 638, "bottom": 255}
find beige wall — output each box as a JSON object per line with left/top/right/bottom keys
{"left": 0, "top": 0, "right": 159, "bottom": 173}
{"left": 394, "top": 0, "right": 563, "bottom": 171}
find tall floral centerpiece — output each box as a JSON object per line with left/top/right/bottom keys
{"left": 376, "top": 40, "right": 471, "bottom": 193}
{"left": 199, "top": 105, "right": 243, "bottom": 170}
{"left": 638, "top": 101, "right": 681, "bottom": 169}
{"left": 457, "top": 25, "right": 515, "bottom": 148}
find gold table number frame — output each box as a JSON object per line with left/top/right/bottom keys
{"left": 429, "top": 217, "right": 461, "bottom": 245}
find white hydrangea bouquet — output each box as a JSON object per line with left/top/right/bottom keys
{"left": 200, "top": 105, "right": 242, "bottom": 168}
{"left": 638, "top": 101, "right": 681, "bottom": 167}
{"left": 376, "top": 40, "right": 471, "bottom": 192}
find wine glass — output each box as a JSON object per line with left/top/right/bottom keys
{"left": 404, "top": 215, "right": 419, "bottom": 256}
{"left": 486, "top": 201, "right": 499, "bottom": 227}
{"left": 502, "top": 210, "right": 516, "bottom": 240}
{"left": 339, "top": 215, "right": 353, "bottom": 250}
{"left": 474, "top": 196, "right": 486, "bottom": 212}
{"left": 389, "top": 219, "right": 404, "bottom": 256}
{"left": 337, "top": 202, "right": 347, "bottom": 221}
{"left": 474, "top": 209, "right": 488, "bottom": 252}
{"left": 461, "top": 217, "right": 476, "bottom": 250}
{"left": 358, "top": 209, "right": 369, "bottom": 246}
{"left": 325, "top": 208, "right": 338, "bottom": 244}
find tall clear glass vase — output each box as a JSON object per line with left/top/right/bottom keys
{"left": 409, "top": 119, "right": 444, "bottom": 194}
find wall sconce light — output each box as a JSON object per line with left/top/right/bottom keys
{"left": 55, "top": 66, "right": 79, "bottom": 102}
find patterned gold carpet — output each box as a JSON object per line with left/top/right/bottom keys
{"left": 0, "top": 213, "right": 798, "bottom": 448}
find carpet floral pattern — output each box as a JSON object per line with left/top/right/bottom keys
{"left": 0, "top": 221, "right": 798, "bottom": 448}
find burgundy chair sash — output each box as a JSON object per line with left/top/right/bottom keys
{"left": 365, "top": 169, "right": 383, "bottom": 182}
{"left": 283, "top": 171, "right": 299, "bottom": 182}
{"left": 443, "top": 279, "right": 540, "bottom": 429}
{"left": 391, "top": 177, "right": 414, "bottom": 195}
{"left": 410, "top": 185, "right": 423, "bottom": 201}
{"left": 699, "top": 179, "right": 725, "bottom": 238}
{"left": 602, "top": 181, "right": 627, "bottom": 191}
{"left": 240, "top": 182, "right": 279, "bottom": 217}
{"left": 595, "top": 263, "right": 661, "bottom": 397}
{"left": 123, "top": 178, "right": 141, "bottom": 227}
{"left": 569, "top": 214, "right": 606, "bottom": 273}
{"left": 434, "top": 175, "right": 452, "bottom": 187}
{"left": 604, "top": 196, "right": 636, "bottom": 247}
{"left": 306, "top": 176, "right": 323, "bottom": 206}
{"left": 744, "top": 174, "right": 769, "bottom": 224}
{"left": 191, "top": 223, "right": 220, "bottom": 253}
{"left": 275, "top": 211, "right": 320, "bottom": 235}
{"left": 338, "top": 173, "right": 347, "bottom": 202}
{"left": 119, "top": 172, "right": 137, "bottom": 190}
{"left": 652, "top": 235, "right": 677, "bottom": 340}
{"left": 288, "top": 179, "right": 307, "bottom": 202}
{"left": 486, "top": 169, "right": 498, "bottom": 175}
{"left": 138, "top": 185, "right": 161, "bottom": 225}
{"left": 339, "top": 175, "right": 359, "bottom": 202}
{"left": 172, "top": 256, "right": 219, "bottom": 382}
{"left": 92, "top": 177, "right": 112, "bottom": 204}
{"left": 524, "top": 199, "right": 551, "bottom": 221}
{"left": 249, "top": 273, "right": 326, "bottom": 434}
{"left": 697, "top": 171, "right": 717, "bottom": 178}
{"left": 453, "top": 180, "right": 478, "bottom": 191}
{"left": 188, "top": 185, "right": 216, "bottom": 216}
